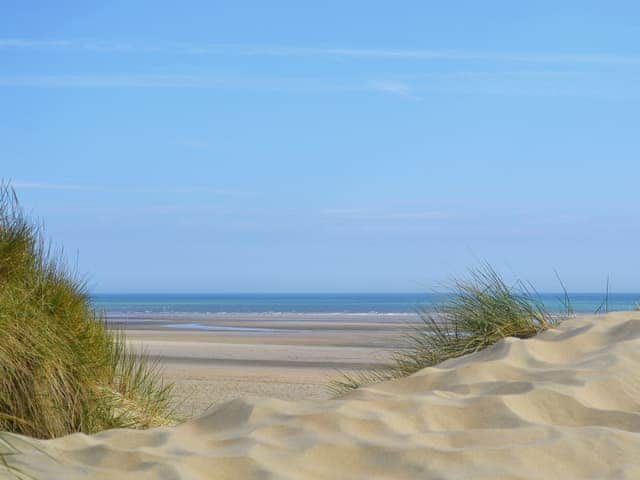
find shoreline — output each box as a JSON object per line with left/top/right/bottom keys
{"left": 108, "top": 311, "right": 424, "bottom": 333}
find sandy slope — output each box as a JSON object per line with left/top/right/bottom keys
{"left": 3, "top": 312, "right": 640, "bottom": 479}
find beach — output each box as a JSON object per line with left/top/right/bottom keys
{"left": 5, "top": 2, "right": 639, "bottom": 477}
{"left": 4, "top": 311, "right": 640, "bottom": 479}
{"left": 115, "top": 312, "right": 420, "bottom": 417}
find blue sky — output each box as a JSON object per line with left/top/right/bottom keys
{"left": 2, "top": 1, "right": 640, "bottom": 292}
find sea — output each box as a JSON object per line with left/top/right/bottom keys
{"left": 91, "top": 292, "right": 640, "bottom": 316}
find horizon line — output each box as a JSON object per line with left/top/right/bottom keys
{"left": 89, "top": 291, "right": 639, "bottom": 295}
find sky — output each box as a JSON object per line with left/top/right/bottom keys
{"left": 2, "top": 1, "right": 640, "bottom": 293}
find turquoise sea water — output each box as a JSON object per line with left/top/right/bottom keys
{"left": 91, "top": 293, "right": 640, "bottom": 315}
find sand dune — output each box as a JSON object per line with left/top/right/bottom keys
{"left": 3, "top": 312, "right": 640, "bottom": 479}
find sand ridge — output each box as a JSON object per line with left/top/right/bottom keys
{"left": 3, "top": 312, "right": 640, "bottom": 479}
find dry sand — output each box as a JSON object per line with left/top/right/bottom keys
{"left": 2, "top": 311, "right": 640, "bottom": 479}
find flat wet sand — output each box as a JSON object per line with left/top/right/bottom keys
{"left": 116, "top": 313, "right": 421, "bottom": 417}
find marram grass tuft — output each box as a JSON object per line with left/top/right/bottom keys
{"left": 0, "top": 184, "right": 176, "bottom": 439}
{"left": 331, "top": 265, "right": 564, "bottom": 394}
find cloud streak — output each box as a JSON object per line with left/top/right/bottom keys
{"left": 0, "top": 72, "right": 634, "bottom": 99}
{"left": 0, "top": 74, "right": 365, "bottom": 94}
{"left": 368, "top": 80, "right": 421, "bottom": 99}
{"left": 321, "top": 208, "right": 449, "bottom": 221}
{"left": 12, "top": 181, "right": 250, "bottom": 196}
{"left": 2, "top": 38, "right": 640, "bottom": 65}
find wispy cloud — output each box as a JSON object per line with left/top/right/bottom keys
{"left": 0, "top": 39, "right": 72, "bottom": 48}
{"left": 1, "top": 40, "right": 636, "bottom": 98}
{"left": 0, "top": 74, "right": 356, "bottom": 92}
{"left": 321, "top": 208, "right": 449, "bottom": 221}
{"left": 368, "top": 80, "right": 420, "bottom": 99}
{"left": 0, "top": 38, "right": 157, "bottom": 52}
{"left": 12, "top": 181, "right": 250, "bottom": 196}
{"left": 13, "top": 181, "right": 94, "bottom": 191}
{"left": 0, "top": 74, "right": 223, "bottom": 88}
{"left": 0, "top": 73, "right": 427, "bottom": 99}
{"left": 0, "top": 72, "right": 633, "bottom": 99}
{"left": 2, "top": 38, "right": 640, "bottom": 65}
{"left": 0, "top": 74, "right": 418, "bottom": 98}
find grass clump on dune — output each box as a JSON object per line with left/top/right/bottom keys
{"left": 0, "top": 184, "right": 175, "bottom": 439}
{"left": 331, "top": 265, "right": 562, "bottom": 393}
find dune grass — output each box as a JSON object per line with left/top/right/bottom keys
{"left": 331, "top": 265, "right": 563, "bottom": 394}
{"left": 0, "top": 184, "right": 176, "bottom": 439}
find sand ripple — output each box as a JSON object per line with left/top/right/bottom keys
{"left": 3, "top": 312, "right": 640, "bottom": 479}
